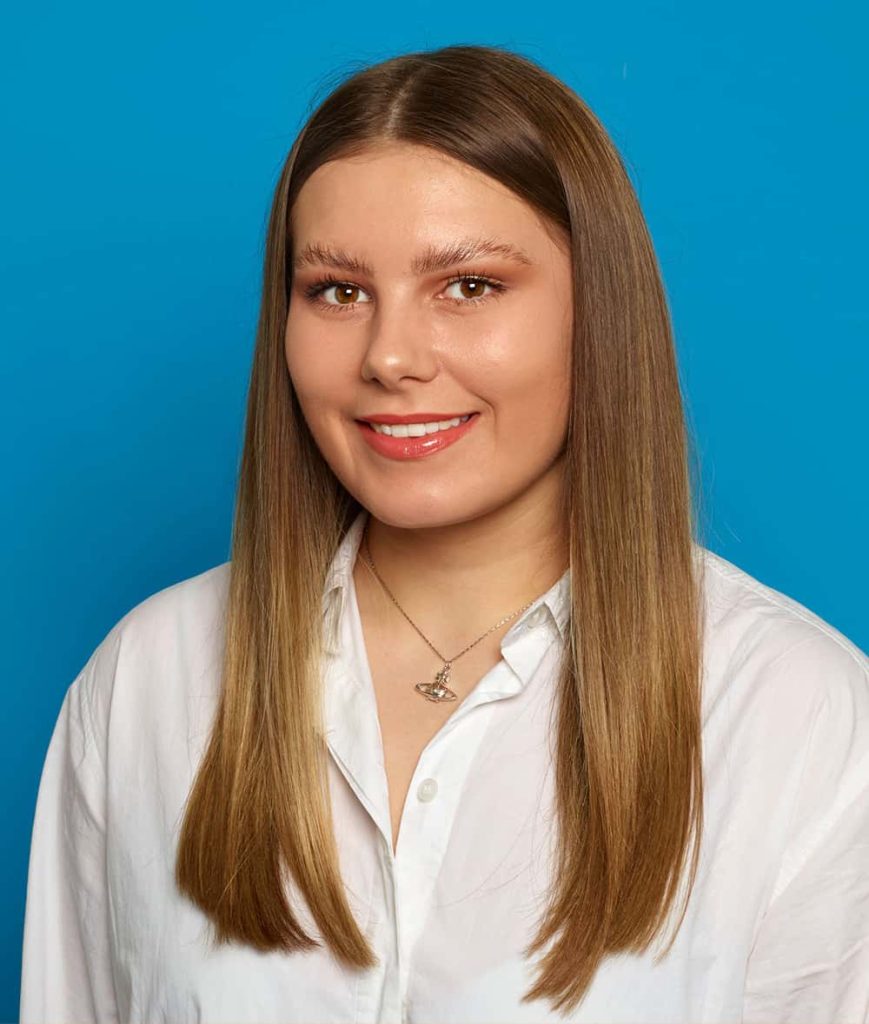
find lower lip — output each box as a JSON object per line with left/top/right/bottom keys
{"left": 355, "top": 414, "right": 480, "bottom": 461}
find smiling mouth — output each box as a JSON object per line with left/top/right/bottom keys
{"left": 354, "top": 411, "right": 480, "bottom": 460}
{"left": 360, "top": 413, "right": 477, "bottom": 436}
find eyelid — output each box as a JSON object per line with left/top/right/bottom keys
{"left": 444, "top": 268, "right": 506, "bottom": 287}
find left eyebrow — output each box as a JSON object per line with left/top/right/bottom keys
{"left": 291, "top": 235, "right": 536, "bottom": 277}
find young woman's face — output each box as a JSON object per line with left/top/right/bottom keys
{"left": 285, "top": 142, "right": 573, "bottom": 530}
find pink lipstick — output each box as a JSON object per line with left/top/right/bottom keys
{"left": 355, "top": 413, "right": 480, "bottom": 461}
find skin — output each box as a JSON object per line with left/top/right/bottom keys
{"left": 285, "top": 141, "right": 573, "bottom": 660}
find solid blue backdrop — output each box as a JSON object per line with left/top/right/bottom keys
{"left": 2, "top": 1, "right": 866, "bottom": 1018}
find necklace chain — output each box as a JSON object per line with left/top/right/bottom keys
{"left": 358, "top": 520, "right": 539, "bottom": 702}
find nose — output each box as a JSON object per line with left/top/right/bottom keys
{"left": 359, "top": 298, "right": 439, "bottom": 388}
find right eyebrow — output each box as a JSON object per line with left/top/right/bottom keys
{"left": 291, "top": 235, "right": 536, "bottom": 277}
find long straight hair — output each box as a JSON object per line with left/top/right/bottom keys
{"left": 175, "top": 44, "right": 708, "bottom": 1016}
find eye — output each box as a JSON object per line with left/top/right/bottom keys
{"left": 302, "top": 276, "right": 372, "bottom": 313}
{"left": 301, "top": 273, "right": 507, "bottom": 314}
{"left": 442, "top": 274, "right": 506, "bottom": 306}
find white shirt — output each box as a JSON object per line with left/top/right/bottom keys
{"left": 19, "top": 509, "right": 869, "bottom": 1024}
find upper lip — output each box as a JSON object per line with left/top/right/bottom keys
{"left": 357, "top": 411, "right": 477, "bottom": 425}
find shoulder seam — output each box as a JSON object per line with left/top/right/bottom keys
{"left": 702, "top": 552, "right": 867, "bottom": 676}
{"left": 77, "top": 623, "right": 124, "bottom": 777}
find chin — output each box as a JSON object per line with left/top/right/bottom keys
{"left": 352, "top": 491, "right": 504, "bottom": 532}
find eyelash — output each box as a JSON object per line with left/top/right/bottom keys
{"left": 301, "top": 272, "right": 507, "bottom": 313}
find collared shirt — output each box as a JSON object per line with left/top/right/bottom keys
{"left": 19, "top": 509, "right": 869, "bottom": 1023}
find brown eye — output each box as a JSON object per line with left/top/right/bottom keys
{"left": 302, "top": 277, "right": 372, "bottom": 313}
{"left": 302, "top": 272, "right": 506, "bottom": 313}
{"left": 443, "top": 275, "right": 506, "bottom": 306}
{"left": 333, "top": 284, "right": 359, "bottom": 304}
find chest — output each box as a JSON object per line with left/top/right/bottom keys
{"left": 360, "top": 622, "right": 506, "bottom": 854}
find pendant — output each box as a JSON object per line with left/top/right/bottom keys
{"left": 414, "top": 662, "right": 458, "bottom": 702}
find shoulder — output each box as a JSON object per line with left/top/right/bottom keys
{"left": 71, "top": 562, "right": 232, "bottom": 757}
{"left": 695, "top": 543, "right": 866, "bottom": 673}
{"left": 693, "top": 543, "right": 868, "bottom": 755}
{"left": 111, "top": 560, "right": 232, "bottom": 660}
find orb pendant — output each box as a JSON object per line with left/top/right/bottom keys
{"left": 415, "top": 663, "right": 458, "bottom": 702}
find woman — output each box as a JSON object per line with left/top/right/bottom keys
{"left": 20, "top": 43, "right": 868, "bottom": 1023}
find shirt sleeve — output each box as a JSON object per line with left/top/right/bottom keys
{"left": 19, "top": 640, "right": 121, "bottom": 1024}
{"left": 742, "top": 634, "right": 869, "bottom": 1024}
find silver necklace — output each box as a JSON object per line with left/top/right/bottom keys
{"left": 358, "top": 522, "right": 538, "bottom": 703}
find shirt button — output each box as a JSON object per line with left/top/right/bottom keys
{"left": 417, "top": 778, "right": 438, "bottom": 802}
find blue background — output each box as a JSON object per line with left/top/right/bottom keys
{"left": 2, "top": 1, "right": 866, "bottom": 1017}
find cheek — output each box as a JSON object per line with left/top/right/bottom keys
{"left": 472, "top": 312, "right": 571, "bottom": 435}
{"left": 284, "top": 324, "right": 337, "bottom": 405}
{"left": 284, "top": 323, "right": 309, "bottom": 390}
{"left": 284, "top": 340, "right": 334, "bottom": 444}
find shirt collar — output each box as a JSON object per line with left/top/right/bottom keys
{"left": 321, "top": 509, "right": 570, "bottom": 656}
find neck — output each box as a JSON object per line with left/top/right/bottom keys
{"left": 353, "top": 471, "right": 569, "bottom": 648}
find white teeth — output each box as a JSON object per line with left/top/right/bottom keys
{"left": 371, "top": 414, "right": 472, "bottom": 437}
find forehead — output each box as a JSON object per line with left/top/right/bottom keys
{"left": 289, "top": 144, "right": 566, "bottom": 268}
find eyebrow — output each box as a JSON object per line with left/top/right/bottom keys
{"left": 291, "top": 236, "right": 535, "bottom": 277}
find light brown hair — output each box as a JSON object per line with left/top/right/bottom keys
{"left": 175, "top": 43, "right": 708, "bottom": 1016}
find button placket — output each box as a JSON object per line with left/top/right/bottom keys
{"left": 393, "top": 753, "right": 445, "bottom": 1021}
{"left": 392, "top": 659, "right": 529, "bottom": 1015}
